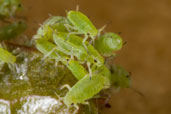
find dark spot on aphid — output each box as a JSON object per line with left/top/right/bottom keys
{"left": 94, "top": 59, "right": 97, "bottom": 63}
{"left": 71, "top": 103, "right": 74, "bottom": 105}
{"left": 126, "top": 75, "right": 130, "bottom": 78}
{"left": 105, "top": 103, "right": 111, "bottom": 108}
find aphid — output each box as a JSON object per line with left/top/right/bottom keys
{"left": 66, "top": 11, "right": 98, "bottom": 48}
{"left": 92, "top": 64, "right": 112, "bottom": 88}
{"left": 0, "top": 47, "right": 16, "bottom": 63}
{"left": 110, "top": 65, "right": 131, "bottom": 88}
{"left": 63, "top": 74, "right": 106, "bottom": 106}
{"left": 0, "top": 0, "right": 22, "bottom": 18}
{"left": 34, "top": 16, "right": 68, "bottom": 40}
{"left": 95, "top": 33, "right": 123, "bottom": 56}
{"left": 67, "top": 60, "right": 88, "bottom": 80}
{"left": 36, "top": 38, "right": 69, "bottom": 63}
{"left": 0, "top": 21, "right": 27, "bottom": 41}
{"left": 53, "top": 32, "right": 104, "bottom": 67}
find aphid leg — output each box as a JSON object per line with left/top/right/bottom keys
{"left": 70, "top": 47, "right": 74, "bottom": 59}
{"left": 65, "top": 31, "right": 82, "bottom": 41}
{"left": 42, "top": 47, "right": 58, "bottom": 60}
{"left": 73, "top": 104, "right": 79, "bottom": 114}
{"left": 82, "top": 34, "right": 89, "bottom": 50}
{"left": 76, "top": 5, "right": 79, "bottom": 11}
{"left": 64, "top": 24, "right": 77, "bottom": 32}
{"left": 87, "top": 62, "right": 92, "bottom": 80}
{"left": 60, "top": 84, "right": 71, "bottom": 91}
{"left": 97, "top": 25, "right": 107, "bottom": 37}
{"left": 54, "top": 92, "right": 64, "bottom": 102}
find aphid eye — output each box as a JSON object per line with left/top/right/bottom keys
{"left": 105, "top": 103, "right": 111, "bottom": 108}
{"left": 126, "top": 75, "right": 130, "bottom": 78}
{"left": 94, "top": 59, "right": 97, "bottom": 63}
{"left": 18, "top": 4, "right": 21, "bottom": 8}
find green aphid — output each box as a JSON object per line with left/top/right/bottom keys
{"left": 67, "top": 11, "right": 98, "bottom": 49}
{"left": 35, "top": 16, "right": 68, "bottom": 40}
{"left": 110, "top": 65, "right": 131, "bottom": 88}
{"left": 67, "top": 60, "right": 88, "bottom": 80}
{"left": 36, "top": 38, "right": 69, "bottom": 62}
{"left": 0, "top": 47, "right": 16, "bottom": 63}
{"left": 0, "top": 21, "right": 27, "bottom": 41}
{"left": 95, "top": 33, "right": 123, "bottom": 56}
{"left": 64, "top": 74, "right": 105, "bottom": 106}
{"left": 92, "top": 64, "right": 112, "bottom": 88}
{"left": 0, "top": 0, "right": 22, "bottom": 18}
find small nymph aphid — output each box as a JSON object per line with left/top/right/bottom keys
{"left": 66, "top": 11, "right": 98, "bottom": 49}
{"left": 95, "top": 33, "right": 123, "bottom": 56}
{"left": 110, "top": 65, "right": 131, "bottom": 88}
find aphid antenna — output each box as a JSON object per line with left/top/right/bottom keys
{"left": 97, "top": 24, "right": 107, "bottom": 37}
{"left": 130, "top": 87, "right": 145, "bottom": 97}
{"left": 48, "top": 13, "right": 52, "bottom": 17}
{"left": 60, "top": 84, "right": 71, "bottom": 91}
{"left": 76, "top": 5, "right": 80, "bottom": 11}
{"left": 87, "top": 62, "right": 92, "bottom": 80}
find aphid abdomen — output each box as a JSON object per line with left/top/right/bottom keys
{"left": 67, "top": 11, "right": 98, "bottom": 37}
{"left": 0, "top": 48, "right": 16, "bottom": 63}
{"left": 67, "top": 60, "right": 88, "bottom": 80}
{"left": 64, "top": 74, "right": 105, "bottom": 106}
{"left": 95, "top": 33, "right": 123, "bottom": 56}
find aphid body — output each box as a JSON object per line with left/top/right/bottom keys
{"left": 110, "top": 65, "right": 131, "bottom": 88}
{"left": 95, "top": 33, "right": 122, "bottom": 56}
{"left": 35, "top": 16, "right": 68, "bottom": 40}
{"left": 64, "top": 74, "right": 105, "bottom": 106}
{"left": 67, "top": 11, "right": 98, "bottom": 48}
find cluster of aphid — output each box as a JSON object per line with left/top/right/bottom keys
{"left": 34, "top": 10, "right": 131, "bottom": 108}
{"left": 0, "top": 0, "right": 131, "bottom": 112}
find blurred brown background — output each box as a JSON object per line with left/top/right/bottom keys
{"left": 21, "top": 0, "right": 171, "bottom": 114}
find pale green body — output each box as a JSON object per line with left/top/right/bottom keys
{"left": 64, "top": 74, "right": 105, "bottom": 106}
{"left": 0, "top": 47, "right": 16, "bottom": 63}
{"left": 110, "top": 65, "right": 131, "bottom": 88}
{"left": 35, "top": 16, "right": 68, "bottom": 40}
{"left": 67, "top": 11, "right": 98, "bottom": 38}
{"left": 95, "top": 33, "right": 122, "bottom": 56}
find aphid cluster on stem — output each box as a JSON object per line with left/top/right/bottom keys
{"left": 34, "top": 9, "right": 130, "bottom": 110}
